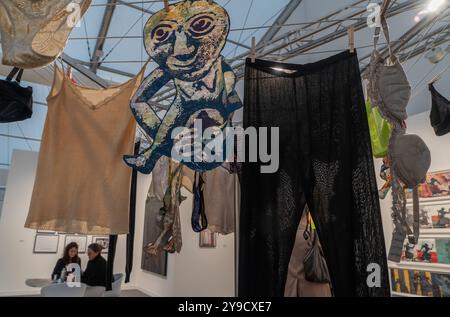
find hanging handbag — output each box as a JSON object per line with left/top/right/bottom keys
{"left": 0, "top": 67, "right": 33, "bottom": 123}
{"left": 303, "top": 212, "right": 331, "bottom": 284}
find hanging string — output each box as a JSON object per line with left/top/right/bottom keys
{"left": 230, "top": 0, "right": 254, "bottom": 59}
{"left": 16, "top": 123, "right": 33, "bottom": 151}
{"left": 83, "top": 16, "right": 93, "bottom": 60}
{"left": 99, "top": 1, "right": 156, "bottom": 65}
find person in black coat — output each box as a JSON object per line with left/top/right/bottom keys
{"left": 51, "top": 242, "right": 81, "bottom": 280}
{"left": 81, "top": 243, "right": 109, "bottom": 287}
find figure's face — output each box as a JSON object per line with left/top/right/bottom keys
{"left": 68, "top": 247, "right": 78, "bottom": 258}
{"left": 144, "top": 0, "right": 229, "bottom": 81}
{"left": 87, "top": 248, "right": 99, "bottom": 261}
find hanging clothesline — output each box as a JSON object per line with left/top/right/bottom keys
{"left": 56, "top": 42, "right": 395, "bottom": 64}
{"left": 68, "top": 17, "right": 365, "bottom": 41}
{"left": 89, "top": 0, "right": 371, "bottom": 8}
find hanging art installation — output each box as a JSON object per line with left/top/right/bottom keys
{"left": 124, "top": 0, "right": 242, "bottom": 174}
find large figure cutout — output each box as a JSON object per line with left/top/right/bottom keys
{"left": 124, "top": 0, "right": 242, "bottom": 174}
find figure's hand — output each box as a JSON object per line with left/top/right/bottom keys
{"left": 143, "top": 243, "right": 160, "bottom": 256}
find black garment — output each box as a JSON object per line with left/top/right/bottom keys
{"left": 51, "top": 257, "right": 81, "bottom": 279}
{"left": 106, "top": 235, "right": 118, "bottom": 291}
{"left": 429, "top": 84, "right": 450, "bottom": 136}
{"left": 81, "top": 255, "right": 108, "bottom": 287}
{"left": 125, "top": 142, "right": 140, "bottom": 283}
{"left": 239, "top": 51, "right": 389, "bottom": 297}
{"left": 106, "top": 142, "right": 140, "bottom": 290}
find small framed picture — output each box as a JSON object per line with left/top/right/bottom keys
{"left": 33, "top": 234, "right": 59, "bottom": 254}
{"left": 92, "top": 236, "right": 109, "bottom": 253}
{"left": 64, "top": 235, "right": 88, "bottom": 253}
{"left": 199, "top": 230, "right": 217, "bottom": 248}
{"left": 406, "top": 170, "right": 450, "bottom": 201}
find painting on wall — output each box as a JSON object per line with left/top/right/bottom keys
{"left": 436, "top": 239, "right": 450, "bottom": 265}
{"left": 401, "top": 239, "right": 438, "bottom": 264}
{"left": 64, "top": 235, "right": 87, "bottom": 253}
{"left": 141, "top": 197, "right": 168, "bottom": 276}
{"left": 390, "top": 268, "right": 450, "bottom": 297}
{"left": 406, "top": 170, "right": 450, "bottom": 201}
{"left": 92, "top": 236, "right": 109, "bottom": 254}
{"left": 33, "top": 234, "right": 59, "bottom": 254}
{"left": 406, "top": 202, "right": 450, "bottom": 232}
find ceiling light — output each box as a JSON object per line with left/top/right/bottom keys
{"left": 427, "top": 0, "right": 446, "bottom": 12}
{"left": 426, "top": 47, "right": 447, "bottom": 64}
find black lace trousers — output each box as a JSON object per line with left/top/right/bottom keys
{"left": 239, "top": 51, "right": 389, "bottom": 297}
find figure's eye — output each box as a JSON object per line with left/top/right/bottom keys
{"left": 188, "top": 16, "right": 215, "bottom": 38}
{"left": 151, "top": 24, "right": 173, "bottom": 42}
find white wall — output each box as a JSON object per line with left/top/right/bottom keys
{"left": 0, "top": 150, "right": 127, "bottom": 296}
{"left": 0, "top": 149, "right": 236, "bottom": 297}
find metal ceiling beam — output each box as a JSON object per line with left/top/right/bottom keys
{"left": 117, "top": 0, "right": 155, "bottom": 15}
{"left": 258, "top": 0, "right": 304, "bottom": 44}
{"left": 61, "top": 53, "right": 110, "bottom": 88}
{"left": 360, "top": 7, "right": 450, "bottom": 75}
{"left": 75, "top": 59, "right": 136, "bottom": 78}
{"left": 358, "top": 14, "right": 450, "bottom": 67}
{"left": 90, "top": 0, "right": 118, "bottom": 73}
{"left": 233, "top": 0, "right": 423, "bottom": 77}
{"left": 0, "top": 133, "right": 41, "bottom": 143}
{"left": 152, "top": 0, "right": 422, "bottom": 102}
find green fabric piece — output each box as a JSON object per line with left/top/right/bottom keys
{"left": 366, "top": 100, "right": 392, "bottom": 158}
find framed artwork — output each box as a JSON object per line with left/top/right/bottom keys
{"left": 64, "top": 235, "right": 87, "bottom": 253}
{"left": 141, "top": 197, "right": 167, "bottom": 276}
{"left": 390, "top": 268, "right": 450, "bottom": 297}
{"left": 406, "top": 201, "right": 450, "bottom": 233}
{"left": 92, "top": 236, "right": 109, "bottom": 253}
{"left": 199, "top": 230, "right": 217, "bottom": 248}
{"left": 401, "top": 238, "right": 438, "bottom": 264}
{"left": 33, "top": 234, "right": 59, "bottom": 254}
{"left": 406, "top": 170, "right": 450, "bottom": 201}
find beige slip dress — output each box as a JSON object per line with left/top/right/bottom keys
{"left": 0, "top": 0, "right": 91, "bottom": 69}
{"left": 25, "top": 62, "right": 148, "bottom": 235}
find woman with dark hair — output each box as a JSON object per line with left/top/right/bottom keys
{"left": 51, "top": 242, "right": 81, "bottom": 279}
{"left": 81, "top": 243, "right": 109, "bottom": 287}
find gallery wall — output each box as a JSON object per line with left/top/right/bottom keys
{"left": 0, "top": 150, "right": 128, "bottom": 296}
{"left": 0, "top": 150, "right": 236, "bottom": 297}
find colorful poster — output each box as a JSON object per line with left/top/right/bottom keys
{"left": 406, "top": 202, "right": 450, "bottom": 230}
{"left": 406, "top": 170, "right": 450, "bottom": 200}
{"left": 401, "top": 239, "right": 437, "bottom": 263}
{"left": 390, "top": 268, "right": 450, "bottom": 297}
{"left": 436, "top": 239, "right": 450, "bottom": 265}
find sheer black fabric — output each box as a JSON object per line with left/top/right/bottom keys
{"left": 239, "top": 51, "right": 389, "bottom": 297}
{"left": 429, "top": 84, "right": 450, "bottom": 136}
